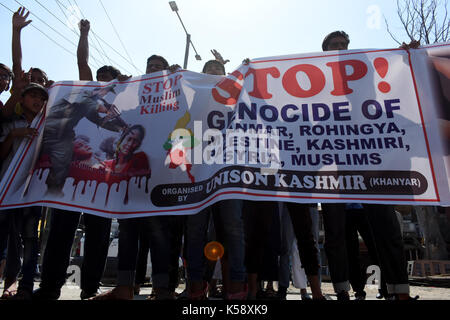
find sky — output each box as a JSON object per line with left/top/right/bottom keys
{"left": 0, "top": 0, "right": 448, "bottom": 85}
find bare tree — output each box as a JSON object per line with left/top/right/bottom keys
{"left": 386, "top": 0, "right": 450, "bottom": 45}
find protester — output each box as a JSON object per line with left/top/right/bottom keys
{"left": 32, "top": 17, "right": 130, "bottom": 300}
{"left": 183, "top": 58, "right": 247, "bottom": 300}
{"left": 90, "top": 55, "right": 176, "bottom": 300}
{"left": 278, "top": 202, "right": 319, "bottom": 300}
{"left": 320, "top": 30, "right": 418, "bottom": 301}
{"left": 0, "top": 63, "right": 15, "bottom": 280}
{"left": 0, "top": 83, "right": 47, "bottom": 300}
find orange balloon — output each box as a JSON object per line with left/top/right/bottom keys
{"left": 204, "top": 241, "right": 224, "bottom": 261}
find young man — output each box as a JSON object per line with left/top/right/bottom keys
{"left": 0, "top": 83, "right": 47, "bottom": 300}
{"left": 91, "top": 55, "right": 176, "bottom": 300}
{"left": 320, "top": 30, "right": 417, "bottom": 301}
{"left": 184, "top": 59, "right": 247, "bottom": 300}
{"left": 32, "top": 17, "right": 129, "bottom": 301}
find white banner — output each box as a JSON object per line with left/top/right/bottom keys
{"left": 0, "top": 44, "right": 449, "bottom": 218}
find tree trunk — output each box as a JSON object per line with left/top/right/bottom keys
{"left": 414, "top": 206, "right": 448, "bottom": 260}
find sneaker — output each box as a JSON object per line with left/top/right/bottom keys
{"left": 336, "top": 290, "right": 350, "bottom": 301}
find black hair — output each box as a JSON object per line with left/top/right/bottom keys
{"left": 31, "top": 68, "right": 48, "bottom": 84}
{"left": 116, "top": 124, "right": 146, "bottom": 157}
{"left": 0, "top": 63, "right": 14, "bottom": 91}
{"left": 146, "top": 55, "right": 169, "bottom": 69}
{"left": 322, "top": 31, "right": 350, "bottom": 51}
{"left": 97, "top": 65, "right": 122, "bottom": 79}
{"left": 202, "top": 60, "right": 225, "bottom": 75}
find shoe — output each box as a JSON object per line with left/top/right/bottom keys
{"left": 89, "top": 286, "right": 134, "bottom": 300}
{"left": 336, "top": 290, "right": 350, "bottom": 301}
{"left": 301, "top": 292, "right": 312, "bottom": 300}
{"left": 264, "top": 288, "right": 278, "bottom": 300}
{"left": 354, "top": 291, "right": 366, "bottom": 300}
{"left": 80, "top": 289, "right": 101, "bottom": 300}
{"left": 392, "top": 294, "right": 420, "bottom": 301}
{"left": 147, "top": 288, "right": 176, "bottom": 300}
{"left": 277, "top": 286, "right": 287, "bottom": 300}
{"left": 32, "top": 287, "right": 61, "bottom": 300}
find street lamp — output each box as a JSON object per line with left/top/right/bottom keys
{"left": 169, "top": 1, "right": 201, "bottom": 69}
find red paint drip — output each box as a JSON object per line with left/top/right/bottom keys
{"left": 374, "top": 57, "right": 391, "bottom": 93}
{"left": 81, "top": 181, "right": 87, "bottom": 195}
{"left": 32, "top": 156, "right": 151, "bottom": 206}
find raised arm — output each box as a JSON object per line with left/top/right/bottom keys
{"left": 12, "top": 7, "right": 32, "bottom": 78}
{"left": 77, "top": 19, "right": 93, "bottom": 81}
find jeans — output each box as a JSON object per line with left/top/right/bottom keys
{"left": 39, "top": 209, "right": 111, "bottom": 293}
{"left": 117, "top": 216, "right": 171, "bottom": 288}
{"left": 345, "top": 208, "right": 381, "bottom": 293}
{"left": 279, "top": 203, "right": 321, "bottom": 288}
{"left": 364, "top": 205, "right": 409, "bottom": 294}
{"left": 321, "top": 203, "right": 350, "bottom": 293}
{"left": 186, "top": 200, "right": 246, "bottom": 282}
{"left": 285, "top": 203, "right": 321, "bottom": 276}
{"left": 4, "top": 207, "right": 42, "bottom": 292}
{"left": 243, "top": 201, "right": 277, "bottom": 275}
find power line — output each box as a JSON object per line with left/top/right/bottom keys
{"left": 30, "top": 0, "right": 103, "bottom": 69}
{"left": 12, "top": 0, "right": 105, "bottom": 69}
{"left": 36, "top": 0, "right": 105, "bottom": 68}
{"left": 98, "top": 0, "right": 141, "bottom": 74}
{"left": 68, "top": 0, "right": 112, "bottom": 66}
{"left": 55, "top": 0, "right": 108, "bottom": 66}
{"left": 56, "top": 0, "right": 138, "bottom": 75}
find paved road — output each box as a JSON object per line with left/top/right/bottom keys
{"left": 2, "top": 280, "right": 446, "bottom": 300}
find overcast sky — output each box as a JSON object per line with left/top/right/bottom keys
{"left": 0, "top": 0, "right": 448, "bottom": 84}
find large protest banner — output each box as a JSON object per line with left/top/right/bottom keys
{"left": 0, "top": 44, "right": 449, "bottom": 218}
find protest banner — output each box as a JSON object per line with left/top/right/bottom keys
{"left": 0, "top": 44, "right": 449, "bottom": 218}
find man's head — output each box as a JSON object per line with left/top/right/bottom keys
{"left": 96, "top": 65, "right": 122, "bottom": 82}
{"left": 146, "top": 55, "right": 169, "bottom": 74}
{"left": 117, "top": 124, "right": 145, "bottom": 158}
{"left": 202, "top": 60, "right": 225, "bottom": 76}
{"left": 322, "top": 31, "right": 350, "bottom": 51}
{"left": 0, "top": 63, "right": 14, "bottom": 93}
{"left": 30, "top": 68, "right": 48, "bottom": 87}
{"left": 21, "top": 83, "right": 48, "bottom": 115}
{"left": 73, "top": 135, "right": 93, "bottom": 160}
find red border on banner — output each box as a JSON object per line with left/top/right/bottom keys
{"left": 0, "top": 48, "right": 442, "bottom": 215}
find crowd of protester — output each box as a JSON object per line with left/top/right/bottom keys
{"left": 0, "top": 7, "right": 426, "bottom": 301}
